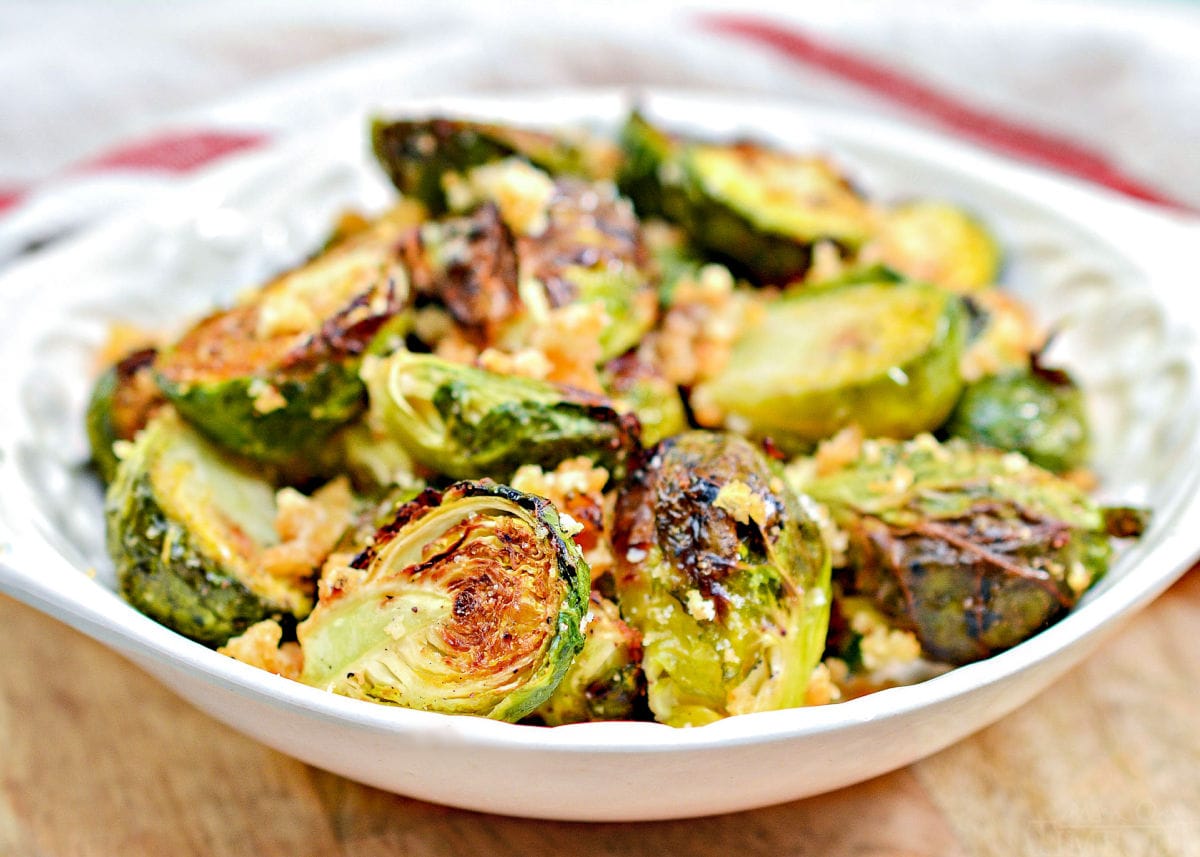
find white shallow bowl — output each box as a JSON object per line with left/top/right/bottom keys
{"left": 2, "top": 90, "right": 1200, "bottom": 822}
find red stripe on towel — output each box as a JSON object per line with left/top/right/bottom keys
{"left": 701, "top": 15, "right": 1189, "bottom": 211}
{"left": 76, "top": 130, "right": 267, "bottom": 174}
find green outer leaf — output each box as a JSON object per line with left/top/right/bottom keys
{"left": 695, "top": 281, "right": 967, "bottom": 449}
{"left": 159, "top": 359, "right": 365, "bottom": 466}
{"left": 105, "top": 413, "right": 309, "bottom": 647}
{"left": 298, "top": 481, "right": 590, "bottom": 721}
{"left": 86, "top": 364, "right": 124, "bottom": 484}
{"left": 362, "top": 351, "right": 638, "bottom": 481}
{"left": 944, "top": 368, "right": 1091, "bottom": 473}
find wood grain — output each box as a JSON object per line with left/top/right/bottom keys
{"left": 1, "top": 568, "right": 1197, "bottom": 857}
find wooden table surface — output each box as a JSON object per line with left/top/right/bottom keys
{"left": 2, "top": 569, "right": 1198, "bottom": 857}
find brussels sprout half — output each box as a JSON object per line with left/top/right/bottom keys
{"left": 105, "top": 411, "right": 313, "bottom": 646}
{"left": 871, "top": 201, "right": 1002, "bottom": 293}
{"left": 86, "top": 347, "right": 165, "bottom": 483}
{"left": 298, "top": 481, "right": 590, "bottom": 721}
{"left": 372, "top": 117, "right": 619, "bottom": 214}
{"left": 693, "top": 280, "right": 968, "bottom": 450}
{"left": 155, "top": 214, "right": 414, "bottom": 467}
{"left": 613, "top": 431, "right": 831, "bottom": 727}
{"left": 617, "top": 112, "right": 875, "bottom": 283}
{"left": 944, "top": 365, "right": 1091, "bottom": 473}
{"left": 361, "top": 351, "right": 641, "bottom": 482}
{"left": 797, "top": 435, "right": 1117, "bottom": 665}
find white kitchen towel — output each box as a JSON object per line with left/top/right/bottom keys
{"left": 2, "top": 0, "right": 1197, "bottom": 264}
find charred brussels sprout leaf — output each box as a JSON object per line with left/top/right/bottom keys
{"left": 155, "top": 216, "right": 414, "bottom": 466}
{"left": 298, "top": 481, "right": 590, "bottom": 720}
{"left": 534, "top": 592, "right": 644, "bottom": 725}
{"left": 372, "top": 117, "right": 619, "bottom": 214}
{"left": 402, "top": 201, "right": 521, "bottom": 335}
{"left": 105, "top": 411, "right": 313, "bottom": 646}
{"left": 612, "top": 431, "right": 831, "bottom": 726}
{"left": 86, "top": 348, "right": 165, "bottom": 483}
{"left": 617, "top": 112, "right": 874, "bottom": 283}
{"left": 870, "top": 201, "right": 1002, "bottom": 293}
{"left": 945, "top": 366, "right": 1091, "bottom": 473}
{"left": 798, "top": 435, "right": 1116, "bottom": 665}
{"left": 693, "top": 281, "right": 967, "bottom": 450}
{"left": 362, "top": 351, "right": 641, "bottom": 481}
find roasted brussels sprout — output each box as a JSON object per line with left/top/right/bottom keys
{"left": 361, "top": 350, "right": 641, "bottom": 481}
{"left": 372, "top": 117, "right": 619, "bottom": 214}
{"left": 869, "top": 201, "right": 1002, "bottom": 293}
{"left": 612, "top": 431, "right": 831, "bottom": 726}
{"left": 602, "top": 352, "right": 688, "bottom": 446}
{"left": 945, "top": 365, "right": 1090, "bottom": 473}
{"left": 797, "top": 435, "right": 1116, "bottom": 664}
{"left": 86, "top": 347, "right": 165, "bottom": 483}
{"left": 298, "top": 480, "right": 590, "bottom": 720}
{"left": 514, "top": 177, "right": 659, "bottom": 361}
{"left": 105, "top": 411, "right": 316, "bottom": 646}
{"left": 617, "top": 112, "right": 874, "bottom": 283}
{"left": 692, "top": 280, "right": 968, "bottom": 450}
{"left": 534, "top": 591, "right": 644, "bottom": 725}
{"left": 155, "top": 215, "right": 413, "bottom": 466}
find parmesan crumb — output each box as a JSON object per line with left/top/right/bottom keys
{"left": 684, "top": 589, "right": 717, "bottom": 622}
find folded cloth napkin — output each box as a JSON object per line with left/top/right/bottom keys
{"left": 1, "top": 0, "right": 1197, "bottom": 264}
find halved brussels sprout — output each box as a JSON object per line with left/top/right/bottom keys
{"left": 612, "top": 431, "right": 831, "bottom": 727}
{"left": 693, "top": 280, "right": 967, "bottom": 450}
{"left": 534, "top": 592, "right": 644, "bottom": 725}
{"left": 516, "top": 178, "right": 658, "bottom": 361}
{"left": 155, "top": 217, "right": 413, "bottom": 467}
{"left": 945, "top": 365, "right": 1090, "bottom": 473}
{"left": 870, "top": 201, "right": 1002, "bottom": 293}
{"left": 86, "top": 347, "right": 165, "bottom": 483}
{"left": 298, "top": 480, "right": 590, "bottom": 720}
{"left": 361, "top": 350, "right": 641, "bottom": 481}
{"left": 372, "top": 117, "right": 619, "bottom": 214}
{"left": 617, "top": 112, "right": 875, "bottom": 283}
{"left": 797, "top": 434, "right": 1118, "bottom": 665}
{"left": 602, "top": 352, "right": 688, "bottom": 446}
{"left": 105, "top": 411, "right": 315, "bottom": 646}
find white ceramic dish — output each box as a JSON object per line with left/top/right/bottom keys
{"left": 1, "top": 90, "right": 1199, "bottom": 822}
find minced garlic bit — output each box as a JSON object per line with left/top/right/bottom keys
{"left": 528, "top": 301, "right": 608, "bottom": 392}
{"left": 476, "top": 346, "right": 552, "bottom": 381}
{"left": 803, "top": 240, "right": 850, "bottom": 285}
{"left": 643, "top": 262, "right": 757, "bottom": 392}
{"left": 844, "top": 598, "right": 922, "bottom": 672}
{"left": 684, "top": 589, "right": 717, "bottom": 623}
{"left": 443, "top": 158, "right": 555, "bottom": 237}
{"left": 814, "top": 425, "right": 864, "bottom": 477}
{"left": 961, "top": 289, "right": 1046, "bottom": 382}
{"left": 511, "top": 457, "right": 609, "bottom": 504}
{"left": 713, "top": 480, "right": 771, "bottom": 527}
{"left": 219, "top": 620, "right": 303, "bottom": 680}
{"left": 259, "top": 477, "right": 354, "bottom": 582}
{"left": 247, "top": 378, "right": 287, "bottom": 414}
{"left": 804, "top": 662, "right": 843, "bottom": 706}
